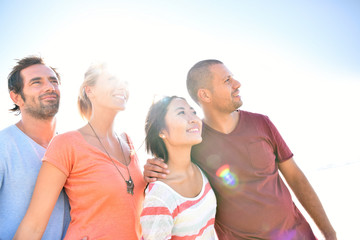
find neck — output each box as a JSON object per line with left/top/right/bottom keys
{"left": 16, "top": 114, "right": 57, "bottom": 148}
{"left": 203, "top": 108, "right": 239, "bottom": 134}
{"left": 166, "top": 145, "right": 193, "bottom": 173}
{"left": 87, "top": 108, "right": 118, "bottom": 138}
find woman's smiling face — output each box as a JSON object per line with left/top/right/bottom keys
{"left": 161, "top": 98, "right": 202, "bottom": 147}
{"left": 89, "top": 69, "right": 129, "bottom": 111}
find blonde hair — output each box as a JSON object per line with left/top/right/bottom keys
{"left": 77, "top": 63, "right": 107, "bottom": 120}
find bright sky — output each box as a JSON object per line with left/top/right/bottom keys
{"left": 0, "top": 1, "right": 359, "bottom": 237}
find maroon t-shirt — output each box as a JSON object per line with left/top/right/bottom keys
{"left": 191, "top": 110, "right": 316, "bottom": 240}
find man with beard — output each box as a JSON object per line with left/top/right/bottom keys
{"left": 0, "top": 56, "right": 70, "bottom": 239}
{"left": 144, "top": 59, "right": 336, "bottom": 239}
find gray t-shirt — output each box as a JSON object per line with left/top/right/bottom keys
{"left": 0, "top": 125, "right": 70, "bottom": 239}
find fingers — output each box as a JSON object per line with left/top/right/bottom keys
{"left": 144, "top": 166, "right": 167, "bottom": 181}
{"left": 144, "top": 176, "right": 158, "bottom": 183}
{"left": 143, "top": 158, "right": 170, "bottom": 183}
{"left": 145, "top": 158, "right": 169, "bottom": 174}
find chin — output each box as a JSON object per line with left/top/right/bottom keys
{"left": 116, "top": 105, "right": 127, "bottom": 111}
{"left": 191, "top": 137, "right": 203, "bottom": 145}
{"left": 234, "top": 101, "right": 243, "bottom": 109}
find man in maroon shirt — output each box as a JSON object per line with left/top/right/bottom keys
{"left": 144, "top": 59, "right": 336, "bottom": 240}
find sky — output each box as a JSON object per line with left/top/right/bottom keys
{"left": 0, "top": 0, "right": 359, "bottom": 237}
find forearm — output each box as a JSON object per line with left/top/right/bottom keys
{"left": 288, "top": 172, "right": 336, "bottom": 239}
{"left": 13, "top": 221, "right": 45, "bottom": 240}
{"left": 14, "top": 162, "right": 67, "bottom": 240}
{"left": 279, "top": 159, "right": 336, "bottom": 239}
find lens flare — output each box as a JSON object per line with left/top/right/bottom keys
{"left": 216, "top": 164, "right": 238, "bottom": 188}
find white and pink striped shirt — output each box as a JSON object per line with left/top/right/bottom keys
{"left": 140, "top": 169, "right": 218, "bottom": 240}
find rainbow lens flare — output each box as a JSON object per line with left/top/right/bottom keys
{"left": 216, "top": 164, "right": 238, "bottom": 188}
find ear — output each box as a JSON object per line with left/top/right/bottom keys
{"left": 159, "top": 131, "right": 166, "bottom": 139}
{"left": 159, "top": 129, "right": 168, "bottom": 139}
{"left": 197, "top": 88, "right": 211, "bottom": 103}
{"left": 84, "top": 86, "right": 94, "bottom": 99}
{"left": 9, "top": 91, "right": 24, "bottom": 108}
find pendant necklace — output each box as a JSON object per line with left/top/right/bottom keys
{"left": 88, "top": 122, "right": 134, "bottom": 195}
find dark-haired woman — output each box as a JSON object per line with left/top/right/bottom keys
{"left": 14, "top": 63, "right": 146, "bottom": 239}
{"left": 141, "top": 96, "right": 218, "bottom": 240}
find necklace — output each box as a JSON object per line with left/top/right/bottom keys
{"left": 88, "top": 122, "right": 134, "bottom": 195}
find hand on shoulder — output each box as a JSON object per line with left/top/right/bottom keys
{"left": 143, "top": 158, "right": 170, "bottom": 182}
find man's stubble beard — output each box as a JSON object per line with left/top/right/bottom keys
{"left": 22, "top": 94, "right": 60, "bottom": 120}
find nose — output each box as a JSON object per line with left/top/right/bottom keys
{"left": 115, "top": 79, "right": 128, "bottom": 88}
{"left": 116, "top": 81, "right": 129, "bottom": 95}
{"left": 44, "top": 79, "right": 56, "bottom": 92}
{"left": 188, "top": 115, "right": 201, "bottom": 124}
{"left": 232, "top": 78, "right": 241, "bottom": 89}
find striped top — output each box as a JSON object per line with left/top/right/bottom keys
{"left": 140, "top": 169, "right": 218, "bottom": 240}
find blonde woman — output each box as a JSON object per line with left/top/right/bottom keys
{"left": 15, "top": 63, "right": 146, "bottom": 239}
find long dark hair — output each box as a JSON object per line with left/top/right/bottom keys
{"left": 145, "top": 96, "right": 183, "bottom": 163}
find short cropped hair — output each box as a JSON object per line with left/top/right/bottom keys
{"left": 186, "top": 59, "right": 223, "bottom": 104}
{"left": 7, "top": 56, "right": 61, "bottom": 114}
{"left": 145, "top": 96, "right": 183, "bottom": 163}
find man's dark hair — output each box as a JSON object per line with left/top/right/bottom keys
{"left": 7, "top": 56, "right": 61, "bottom": 114}
{"left": 186, "top": 59, "right": 223, "bottom": 105}
{"left": 145, "top": 96, "right": 183, "bottom": 163}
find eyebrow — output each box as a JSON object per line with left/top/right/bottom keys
{"left": 175, "top": 107, "right": 185, "bottom": 111}
{"left": 224, "top": 75, "right": 232, "bottom": 80}
{"left": 29, "top": 76, "right": 58, "bottom": 82}
{"left": 29, "top": 77, "right": 41, "bottom": 83}
{"left": 175, "top": 107, "right": 195, "bottom": 111}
